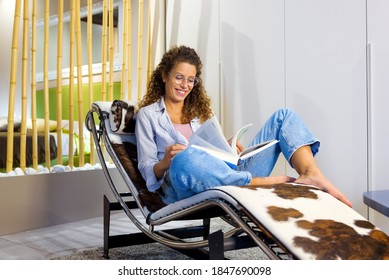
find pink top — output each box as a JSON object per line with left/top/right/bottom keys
{"left": 173, "top": 123, "right": 193, "bottom": 141}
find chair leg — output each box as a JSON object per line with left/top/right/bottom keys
{"left": 208, "top": 230, "right": 224, "bottom": 260}
{"left": 103, "top": 195, "right": 110, "bottom": 258}
{"left": 203, "top": 218, "right": 211, "bottom": 239}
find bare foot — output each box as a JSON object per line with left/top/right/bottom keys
{"left": 295, "top": 172, "right": 353, "bottom": 208}
{"left": 290, "top": 145, "right": 352, "bottom": 207}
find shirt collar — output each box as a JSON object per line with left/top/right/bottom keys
{"left": 155, "top": 97, "right": 166, "bottom": 112}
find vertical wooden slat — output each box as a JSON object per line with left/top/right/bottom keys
{"left": 20, "top": 0, "right": 30, "bottom": 170}
{"left": 101, "top": 0, "right": 108, "bottom": 101}
{"left": 43, "top": 0, "right": 51, "bottom": 169}
{"left": 31, "top": 0, "right": 38, "bottom": 170}
{"left": 102, "top": 0, "right": 109, "bottom": 159}
{"left": 56, "top": 0, "right": 64, "bottom": 165}
{"left": 108, "top": 0, "right": 114, "bottom": 101}
{"left": 68, "top": 0, "right": 76, "bottom": 168}
{"left": 120, "top": 0, "right": 128, "bottom": 100}
{"left": 6, "top": 0, "right": 22, "bottom": 173}
{"left": 87, "top": 0, "right": 95, "bottom": 165}
{"left": 146, "top": 0, "right": 152, "bottom": 88}
{"left": 137, "top": 0, "right": 144, "bottom": 101}
{"left": 127, "top": 0, "right": 132, "bottom": 100}
{"left": 75, "top": 0, "right": 84, "bottom": 166}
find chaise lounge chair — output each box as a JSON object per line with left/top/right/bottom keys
{"left": 85, "top": 100, "right": 389, "bottom": 260}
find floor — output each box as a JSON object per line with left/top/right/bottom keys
{"left": 0, "top": 210, "right": 198, "bottom": 260}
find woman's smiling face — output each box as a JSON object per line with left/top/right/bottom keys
{"left": 163, "top": 62, "right": 197, "bottom": 104}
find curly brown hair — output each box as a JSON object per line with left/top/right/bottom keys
{"left": 138, "top": 45, "right": 213, "bottom": 124}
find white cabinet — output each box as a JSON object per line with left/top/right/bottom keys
{"left": 284, "top": 0, "right": 368, "bottom": 215}
{"left": 367, "top": 0, "right": 389, "bottom": 232}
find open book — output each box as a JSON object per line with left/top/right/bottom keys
{"left": 188, "top": 115, "right": 278, "bottom": 167}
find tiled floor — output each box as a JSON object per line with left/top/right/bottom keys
{"left": 0, "top": 210, "right": 199, "bottom": 260}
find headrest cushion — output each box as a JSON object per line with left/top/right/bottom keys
{"left": 109, "top": 100, "right": 137, "bottom": 134}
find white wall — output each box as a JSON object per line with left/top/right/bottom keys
{"left": 165, "top": 0, "right": 221, "bottom": 119}
{"left": 218, "top": 0, "right": 369, "bottom": 216}
{"left": 219, "top": 0, "right": 287, "bottom": 175}
{"left": 219, "top": 0, "right": 286, "bottom": 144}
{"left": 367, "top": 0, "right": 389, "bottom": 233}
{"left": 284, "top": 0, "right": 368, "bottom": 216}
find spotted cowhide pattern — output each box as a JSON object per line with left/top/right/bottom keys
{"left": 214, "top": 183, "right": 389, "bottom": 260}
{"left": 109, "top": 100, "right": 137, "bottom": 134}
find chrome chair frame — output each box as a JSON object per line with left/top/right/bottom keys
{"left": 86, "top": 102, "right": 293, "bottom": 260}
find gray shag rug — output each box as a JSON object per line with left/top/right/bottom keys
{"left": 51, "top": 218, "right": 269, "bottom": 260}
{"left": 52, "top": 243, "right": 192, "bottom": 260}
{"left": 51, "top": 243, "right": 268, "bottom": 260}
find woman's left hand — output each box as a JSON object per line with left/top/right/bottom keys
{"left": 235, "top": 141, "right": 244, "bottom": 154}
{"left": 228, "top": 138, "right": 244, "bottom": 154}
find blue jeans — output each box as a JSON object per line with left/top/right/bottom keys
{"left": 163, "top": 108, "right": 320, "bottom": 204}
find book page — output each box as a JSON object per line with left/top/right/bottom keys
{"left": 230, "top": 123, "right": 253, "bottom": 156}
{"left": 239, "top": 139, "right": 279, "bottom": 160}
{"left": 189, "top": 133, "right": 222, "bottom": 150}
{"left": 189, "top": 115, "right": 233, "bottom": 153}
{"left": 190, "top": 144, "right": 238, "bottom": 166}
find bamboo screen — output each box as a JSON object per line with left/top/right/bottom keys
{"left": 5, "top": 0, "right": 154, "bottom": 173}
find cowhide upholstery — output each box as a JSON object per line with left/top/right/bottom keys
{"left": 214, "top": 183, "right": 389, "bottom": 260}
{"left": 112, "top": 142, "right": 166, "bottom": 212}
{"left": 106, "top": 100, "right": 166, "bottom": 212}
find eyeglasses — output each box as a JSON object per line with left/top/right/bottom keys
{"left": 169, "top": 73, "right": 199, "bottom": 87}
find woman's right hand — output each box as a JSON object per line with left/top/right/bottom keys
{"left": 154, "top": 144, "right": 187, "bottom": 179}
{"left": 163, "top": 144, "right": 187, "bottom": 164}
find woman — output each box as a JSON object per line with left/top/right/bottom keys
{"left": 135, "top": 45, "right": 352, "bottom": 207}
